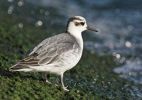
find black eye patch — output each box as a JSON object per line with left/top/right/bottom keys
{"left": 80, "top": 22, "right": 85, "bottom": 26}
{"left": 74, "top": 22, "right": 85, "bottom": 26}
{"left": 75, "top": 22, "right": 80, "bottom": 26}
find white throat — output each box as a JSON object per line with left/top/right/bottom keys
{"left": 68, "top": 28, "right": 83, "bottom": 49}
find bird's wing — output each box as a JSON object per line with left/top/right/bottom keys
{"left": 10, "top": 33, "right": 76, "bottom": 70}
{"left": 37, "top": 41, "right": 74, "bottom": 65}
{"left": 29, "top": 33, "right": 72, "bottom": 55}
{"left": 11, "top": 42, "right": 74, "bottom": 68}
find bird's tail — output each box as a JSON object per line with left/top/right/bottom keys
{"left": 9, "top": 63, "right": 32, "bottom": 72}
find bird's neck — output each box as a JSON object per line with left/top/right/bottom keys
{"left": 67, "top": 29, "right": 83, "bottom": 49}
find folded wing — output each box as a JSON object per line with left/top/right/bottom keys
{"left": 10, "top": 33, "right": 75, "bottom": 71}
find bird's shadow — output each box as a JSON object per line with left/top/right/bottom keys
{"left": 0, "top": 68, "right": 71, "bottom": 87}
{"left": 0, "top": 68, "right": 18, "bottom": 77}
{"left": 0, "top": 68, "right": 44, "bottom": 81}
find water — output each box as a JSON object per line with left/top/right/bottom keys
{"left": 6, "top": 0, "right": 142, "bottom": 97}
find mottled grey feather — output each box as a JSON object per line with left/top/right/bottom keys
{"left": 29, "top": 33, "right": 76, "bottom": 55}
{"left": 11, "top": 33, "right": 79, "bottom": 69}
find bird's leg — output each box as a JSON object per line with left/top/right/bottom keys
{"left": 61, "top": 73, "right": 69, "bottom": 91}
{"left": 44, "top": 73, "right": 51, "bottom": 84}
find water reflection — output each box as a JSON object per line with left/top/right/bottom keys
{"left": 35, "top": 20, "right": 43, "bottom": 27}
{"left": 114, "top": 58, "right": 142, "bottom": 84}
{"left": 17, "top": 0, "right": 24, "bottom": 7}
{"left": 8, "top": 5, "right": 14, "bottom": 14}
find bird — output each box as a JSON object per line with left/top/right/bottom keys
{"left": 9, "top": 16, "right": 98, "bottom": 91}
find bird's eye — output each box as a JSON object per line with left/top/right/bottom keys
{"left": 74, "top": 22, "right": 85, "bottom": 26}
{"left": 80, "top": 22, "right": 85, "bottom": 26}
{"left": 75, "top": 22, "right": 80, "bottom": 26}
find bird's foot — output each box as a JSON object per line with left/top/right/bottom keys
{"left": 63, "top": 86, "right": 69, "bottom": 91}
{"left": 55, "top": 83, "right": 59, "bottom": 87}
{"left": 45, "top": 80, "right": 51, "bottom": 84}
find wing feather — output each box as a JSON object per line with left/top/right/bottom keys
{"left": 10, "top": 33, "right": 76, "bottom": 70}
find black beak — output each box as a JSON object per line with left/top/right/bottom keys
{"left": 87, "top": 26, "right": 98, "bottom": 32}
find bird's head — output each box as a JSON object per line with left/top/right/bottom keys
{"left": 66, "top": 16, "right": 98, "bottom": 33}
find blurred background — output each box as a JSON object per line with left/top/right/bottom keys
{"left": 0, "top": 0, "right": 142, "bottom": 99}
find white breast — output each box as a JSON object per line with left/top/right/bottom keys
{"left": 60, "top": 48, "right": 83, "bottom": 70}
